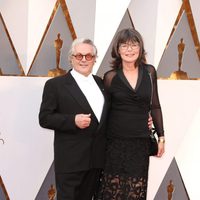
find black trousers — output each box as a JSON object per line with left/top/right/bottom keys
{"left": 55, "top": 168, "right": 102, "bottom": 200}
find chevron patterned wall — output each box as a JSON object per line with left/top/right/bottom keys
{"left": 0, "top": 0, "right": 200, "bottom": 199}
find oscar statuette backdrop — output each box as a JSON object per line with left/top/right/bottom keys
{"left": 0, "top": 0, "right": 200, "bottom": 199}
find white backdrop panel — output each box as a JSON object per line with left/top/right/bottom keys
{"left": 148, "top": 80, "right": 200, "bottom": 199}
{"left": 176, "top": 107, "right": 200, "bottom": 199}
{"left": 0, "top": 76, "right": 54, "bottom": 200}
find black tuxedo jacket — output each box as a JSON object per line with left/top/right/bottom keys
{"left": 39, "top": 71, "right": 109, "bottom": 173}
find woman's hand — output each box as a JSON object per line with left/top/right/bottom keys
{"left": 156, "top": 137, "right": 165, "bottom": 157}
{"left": 148, "top": 115, "right": 153, "bottom": 129}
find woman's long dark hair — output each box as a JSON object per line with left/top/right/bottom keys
{"left": 111, "top": 28, "right": 146, "bottom": 69}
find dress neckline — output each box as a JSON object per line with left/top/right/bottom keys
{"left": 117, "top": 65, "right": 143, "bottom": 92}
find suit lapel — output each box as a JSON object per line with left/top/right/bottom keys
{"left": 64, "top": 72, "right": 93, "bottom": 113}
{"left": 63, "top": 72, "right": 108, "bottom": 129}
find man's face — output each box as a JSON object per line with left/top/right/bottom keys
{"left": 71, "top": 43, "right": 96, "bottom": 76}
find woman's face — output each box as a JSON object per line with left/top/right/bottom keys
{"left": 118, "top": 41, "right": 140, "bottom": 65}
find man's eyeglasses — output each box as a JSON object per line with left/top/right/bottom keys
{"left": 72, "top": 53, "right": 95, "bottom": 61}
{"left": 120, "top": 43, "right": 140, "bottom": 50}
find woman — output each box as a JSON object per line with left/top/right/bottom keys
{"left": 95, "top": 28, "right": 165, "bottom": 200}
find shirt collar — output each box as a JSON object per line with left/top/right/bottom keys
{"left": 71, "top": 69, "right": 93, "bottom": 82}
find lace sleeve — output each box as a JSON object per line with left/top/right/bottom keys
{"left": 103, "top": 70, "right": 117, "bottom": 107}
{"left": 148, "top": 65, "right": 164, "bottom": 137}
{"left": 103, "top": 70, "right": 117, "bottom": 91}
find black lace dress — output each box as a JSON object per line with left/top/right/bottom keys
{"left": 95, "top": 64, "right": 164, "bottom": 200}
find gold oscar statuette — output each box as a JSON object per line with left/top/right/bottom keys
{"left": 48, "top": 33, "right": 66, "bottom": 77}
{"left": 167, "top": 180, "right": 175, "bottom": 200}
{"left": 169, "top": 38, "right": 188, "bottom": 80}
{"left": 48, "top": 184, "right": 56, "bottom": 200}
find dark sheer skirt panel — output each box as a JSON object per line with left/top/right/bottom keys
{"left": 95, "top": 138, "right": 150, "bottom": 200}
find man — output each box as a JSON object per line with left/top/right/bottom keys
{"left": 39, "top": 38, "right": 108, "bottom": 200}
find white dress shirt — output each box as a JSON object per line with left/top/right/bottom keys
{"left": 71, "top": 69, "right": 104, "bottom": 122}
